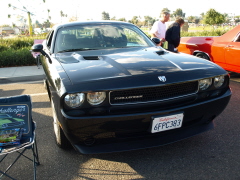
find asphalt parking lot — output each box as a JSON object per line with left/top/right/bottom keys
{"left": 0, "top": 77, "right": 240, "bottom": 180}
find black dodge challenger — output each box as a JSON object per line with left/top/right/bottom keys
{"left": 32, "top": 21, "right": 231, "bottom": 154}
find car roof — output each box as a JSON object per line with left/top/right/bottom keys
{"left": 52, "top": 20, "right": 133, "bottom": 31}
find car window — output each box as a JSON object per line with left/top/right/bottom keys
{"left": 235, "top": 33, "right": 240, "bottom": 42}
{"left": 54, "top": 24, "right": 154, "bottom": 53}
{"left": 46, "top": 30, "right": 54, "bottom": 48}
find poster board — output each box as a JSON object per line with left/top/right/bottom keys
{"left": 0, "top": 95, "right": 32, "bottom": 147}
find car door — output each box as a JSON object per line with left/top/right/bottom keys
{"left": 225, "top": 32, "right": 240, "bottom": 73}
{"left": 41, "top": 30, "right": 64, "bottom": 94}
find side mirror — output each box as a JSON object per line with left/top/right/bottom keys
{"left": 31, "top": 44, "right": 43, "bottom": 52}
{"left": 31, "top": 44, "right": 52, "bottom": 64}
{"left": 152, "top": 38, "right": 161, "bottom": 45}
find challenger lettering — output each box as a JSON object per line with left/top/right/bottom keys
{"left": 114, "top": 95, "right": 143, "bottom": 100}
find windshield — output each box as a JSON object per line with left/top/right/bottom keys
{"left": 54, "top": 23, "right": 154, "bottom": 53}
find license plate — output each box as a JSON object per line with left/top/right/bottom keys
{"left": 151, "top": 113, "right": 184, "bottom": 133}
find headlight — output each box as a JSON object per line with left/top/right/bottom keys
{"left": 87, "top": 92, "right": 106, "bottom": 105}
{"left": 64, "top": 93, "right": 85, "bottom": 108}
{"left": 199, "top": 78, "right": 212, "bottom": 90}
{"left": 214, "top": 75, "right": 225, "bottom": 88}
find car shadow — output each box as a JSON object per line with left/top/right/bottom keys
{"left": 0, "top": 88, "right": 25, "bottom": 97}
{"left": 1, "top": 84, "right": 240, "bottom": 180}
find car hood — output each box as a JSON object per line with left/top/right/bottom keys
{"left": 56, "top": 47, "right": 220, "bottom": 85}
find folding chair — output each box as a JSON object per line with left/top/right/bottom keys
{"left": 0, "top": 95, "right": 40, "bottom": 180}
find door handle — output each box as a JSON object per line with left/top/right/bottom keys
{"left": 226, "top": 45, "right": 234, "bottom": 47}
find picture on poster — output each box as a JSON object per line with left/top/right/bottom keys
{"left": 0, "top": 104, "right": 30, "bottom": 132}
{"left": 0, "top": 104, "right": 30, "bottom": 146}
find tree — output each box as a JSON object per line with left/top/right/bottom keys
{"left": 129, "top": 16, "right": 139, "bottom": 25}
{"left": 35, "top": 20, "right": 41, "bottom": 28}
{"left": 235, "top": 16, "right": 240, "bottom": 23}
{"left": 223, "top": 13, "right": 228, "bottom": 19}
{"left": 143, "top": 16, "right": 156, "bottom": 27}
{"left": 102, "top": 11, "right": 110, "bottom": 20}
{"left": 161, "top": 8, "right": 170, "bottom": 13}
{"left": 42, "top": 20, "right": 51, "bottom": 28}
{"left": 194, "top": 19, "right": 200, "bottom": 24}
{"left": 200, "top": 13, "right": 205, "bottom": 18}
{"left": 47, "top": 9, "right": 51, "bottom": 20}
{"left": 110, "top": 16, "right": 116, "bottom": 20}
{"left": 187, "top": 16, "right": 195, "bottom": 23}
{"left": 118, "top": 18, "right": 126, "bottom": 22}
{"left": 8, "top": 1, "right": 48, "bottom": 35}
{"left": 69, "top": 16, "right": 78, "bottom": 22}
{"left": 173, "top": 8, "right": 185, "bottom": 18}
{"left": 203, "top": 9, "right": 225, "bottom": 25}
{"left": 60, "top": 10, "right": 67, "bottom": 22}
{"left": 1, "top": 24, "right": 12, "bottom": 27}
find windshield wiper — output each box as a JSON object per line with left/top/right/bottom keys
{"left": 57, "top": 48, "right": 97, "bottom": 53}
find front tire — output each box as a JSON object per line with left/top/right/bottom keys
{"left": 195, "top": 52, "right": 209, "bottom": 60}
{"left": 51, "top": 100, "right": 72, "bottom": 149}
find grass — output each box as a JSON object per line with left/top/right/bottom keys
{"left": 141, "top": 25, "right": 236, "bottom": 38}
{"left": 188, "top": 25, "right": 236, "bottom": 31}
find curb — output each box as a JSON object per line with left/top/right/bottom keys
{"left": 0, "top": 74, "right": 46, "bottom": 84}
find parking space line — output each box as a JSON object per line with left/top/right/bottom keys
{"left": 30, "top": 93, "right": 48, "bottom": 96}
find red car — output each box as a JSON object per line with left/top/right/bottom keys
{"left": 178, "top": 25, "right": 240, "bottom": 73}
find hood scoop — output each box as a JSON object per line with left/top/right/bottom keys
{"left": 57, "top": 53, "right": 100, "bottom": 63}
{"left": 155, "top": 50, "right": 165, "bottom": 56}
{"left": 83, "top": 56, "right": 100, "bottom": 60}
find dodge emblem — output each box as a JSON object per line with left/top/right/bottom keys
{"left": 158, "top": 76, "right": 166, "bottom": 82}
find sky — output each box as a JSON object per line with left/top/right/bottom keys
{"left": 0, "top": 0, "right": 239, "bottom": 26}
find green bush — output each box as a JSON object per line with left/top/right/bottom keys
{"left": 141, "top": 28, "right": 228, "bottom": 38}
{"left": 9, "top": 40, "right": 32, "bottom": 49}
{"left": 0, "top": 35, "right": 45, "bottom": 67}
{"left": 181, "top": 30, "right": 228, "bottom": 37}
{"left": 0, "top": 48, "right": 36, "bottom": 67}
{"left": 0, "top": 45, "right": 8, "bottom": 52}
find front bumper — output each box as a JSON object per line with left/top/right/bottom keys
{"left": 61, "top": 89, "right": 231, "bottom": 154}
{"left": 74, "top": 122, "right": 213, "bottom": 154}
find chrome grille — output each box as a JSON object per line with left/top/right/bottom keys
{"left": 110, "top": 81, "right": 198, "bottom": 105}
